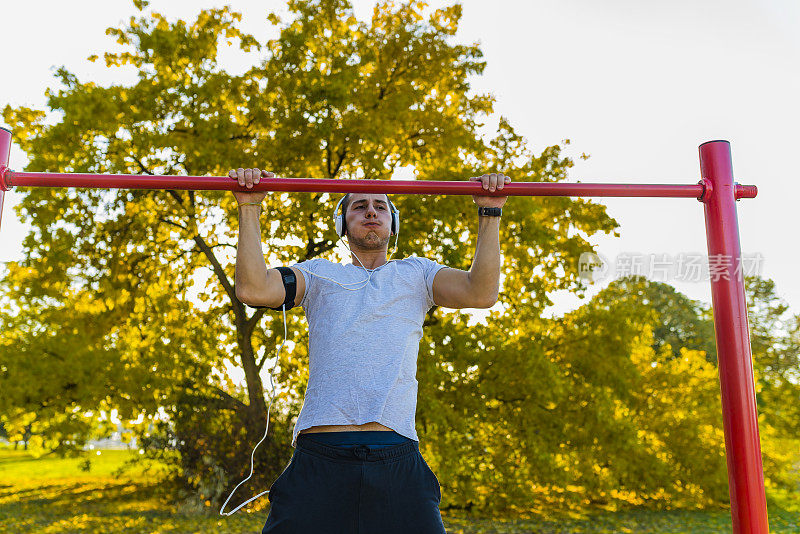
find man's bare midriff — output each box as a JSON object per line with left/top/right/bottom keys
{"left": 299, "top": 421, "right": 394, "bottom": 434}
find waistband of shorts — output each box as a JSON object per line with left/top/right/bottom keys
{"left": 300, "top": 430, "right": 410, "bottom": 448}
{"left": 295, "top": 432, "right": 419, "bottom": 462}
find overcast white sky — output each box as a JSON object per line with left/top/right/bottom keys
{"left": 2, "top": 0, "right": 799, "bottom": 319}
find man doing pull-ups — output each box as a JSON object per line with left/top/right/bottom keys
{"left": 231, "top": 167, "right": 510, "bottom": 533}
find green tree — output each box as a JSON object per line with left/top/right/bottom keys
{"left": 1, "top": 0, "right": 620, "bottom": 512}
{"left": 440, "top": 275, "right": 730, "bottom": 514}
{"left": 742, "top": 277, "right": 800, "bottom": 501}
{"left": 558, "top": 275, "right": 800, "bottom": 510}
{"left": 570, "top": 277, "right": 729, "bottom": 506}
{"left": 591, "top": 275, "right": 717, "bottom": 362}
{"left": 423, "top": 272, "right": 796, "bottom": 516}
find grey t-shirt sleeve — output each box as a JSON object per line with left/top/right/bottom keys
{"left": 291, "top": 258, "right": 323, "bottom": 309}
{"left": 409, "top": 256, "right": 449, "bottom": 310}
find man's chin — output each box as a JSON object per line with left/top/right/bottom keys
{"left": 347, "top": 234, "right": 390, "bottom": 250}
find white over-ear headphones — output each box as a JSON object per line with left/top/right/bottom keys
{"left": 333, "top": 194, "right": 400, "bottom": 237}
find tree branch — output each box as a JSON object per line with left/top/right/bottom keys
{"left": 42, "top": 349, "right": 65, "bottom": 362}
{"left": 192, "top": 233, "right": 237, "bottom": 304}
{"left": 256, "top": 335, "right": 279, "bottom": 371}
{"left": 157, "top": 216, "right": 188, "bottom": 231}
{"left": 304, "top": 239, "right": 336, "bottom": 260}
{"left": 130, "top": 154, "right": 154, "bottom": 176}
{"left": 331, "top": 146, "right": 348, "bottom": 178}
{"left": 211, "top": 386, "right": 248, "bottom": 411}
{"left": 423, "top": 307, "right": 440, "bottom": 327}
{"left": 325, "top": 135, "right": 333, "bottom": 178}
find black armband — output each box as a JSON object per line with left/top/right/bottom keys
{"left": 248, "top": 266, "right": 297, "bottom": 311}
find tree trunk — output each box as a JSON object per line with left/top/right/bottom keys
{"left": 233, "top": 305, "right": 269, "bottom": 441}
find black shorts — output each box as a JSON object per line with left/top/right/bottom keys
{"left": 261, "top": 433, "right": 446, "bottom": 533}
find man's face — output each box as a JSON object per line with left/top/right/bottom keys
{"left": 344, "top": 193, "right": 392, "bottom": 250}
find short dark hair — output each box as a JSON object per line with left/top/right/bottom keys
{"left": 341, "top": 193, "right": 391, "bottom": 217}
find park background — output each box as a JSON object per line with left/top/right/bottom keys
{"left": 1, "top": 0, "right": 799, "bottom": 532}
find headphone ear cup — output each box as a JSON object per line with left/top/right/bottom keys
{"left": 333, "top": 196, "right": 346, "bottom": 237}
{"left": 335, "top": 214, "right": 343, "bottom": 237}
{"left": 392, "top": 207, "right": 400, "bottom": 235}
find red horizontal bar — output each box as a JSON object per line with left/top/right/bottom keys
{"left": 1, "top": 170, "right": 757, "bottom": 199}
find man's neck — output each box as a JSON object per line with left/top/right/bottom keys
{"left": 349, "top": 250, "right": 389, "bottom": 270}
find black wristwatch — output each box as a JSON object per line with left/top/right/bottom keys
{"left": 478, "top": 206, "right": 502, "bottom": 217}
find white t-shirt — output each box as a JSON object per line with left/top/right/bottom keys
{"left": 288, "top": 256, "right": 448, "bottom": 447}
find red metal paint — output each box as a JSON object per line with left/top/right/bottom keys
{"left": 4, "top": 170, "right": 714, "bottom": 198}
{"left": 0, "top": 128, "right": 11, "bottom": 231}
{"left": 700, "top": 140, "right": 769, "bottom": 534}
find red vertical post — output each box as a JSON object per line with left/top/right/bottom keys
{"left": 700, "top": 140, "right": 769, "bottom": 533}
{"left": 0, "top": 127, "right": 11, "bottom": 232}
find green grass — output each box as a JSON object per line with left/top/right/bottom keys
{"left": 1, "top": 446, "right": 798, "bottom": 533}
{"left": 0, "top": 446, "right": 266, "bottom": 533}
{"left": 0, "top": 448, "right": 149, "bottom": 480}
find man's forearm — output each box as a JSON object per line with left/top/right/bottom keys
{"left": 467, "top": 215, "right": 501, "bottom": 305}
{"left": 235, "top": 205, "right": 269, "bottom": 298}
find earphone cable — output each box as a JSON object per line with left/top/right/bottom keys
{"left": 219, "top": 304, "right": 287, "bottom": 516}
{"left": 219, "top": 224, "right": 400, "bottom": 515}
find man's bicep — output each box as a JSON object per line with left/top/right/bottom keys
{"left": 241, "top": 266, "right": 306, "bottom": 309}
{"left": 431, "top": 267, "right": 484, "bottom": 309}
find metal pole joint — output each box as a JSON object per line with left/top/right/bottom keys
{"left": 697, "top": 178, "right": 713, "bottom": 203}
{"left": 0, "top": 165, "right": 10, "bottom": 192}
